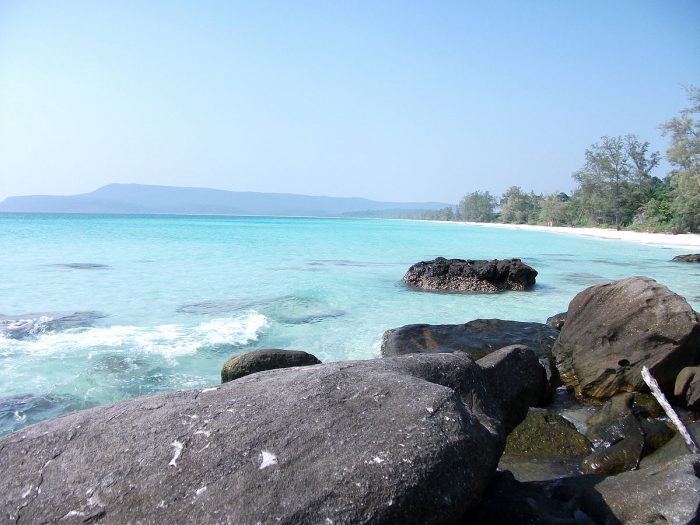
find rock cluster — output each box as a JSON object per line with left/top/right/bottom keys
{"left": 402, "top": 257, "right": 537, "bottom": 292}
{"left": 0, "top": 350, "right": 545, "bottom": 524}
{"left": 2, "top": 275, "right": 700, "bottom": 524}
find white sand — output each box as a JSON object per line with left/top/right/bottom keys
{"left": 460, "top": 222, "right": 700, "bottom": 250}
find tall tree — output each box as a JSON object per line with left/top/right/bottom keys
{"left": 572, "top": 135, "right": 659, "bottom": 229}
{"left": 661, "top": 86, "right": 700, "bottom": 232}
{"left": 459, "top": 191, "right": 496, "bottom": 222}
{"left": 500, "top": 186, "right": 534, "bottom": 224}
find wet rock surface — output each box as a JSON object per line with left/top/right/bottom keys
{"left": 0, "top": 353, "right": 536, "bottom": 525}
{"left": 552, "top": 276, "right": 700, "bottom": 400}
{"left": 381, "top": 319, "right": 560, "bottom": 398}
{"left": 221, "top": 348, "right": 322, "bottom": 383}
{"left": 402, "top": 257, "right": 537, "bottom": 292}
{"left": 504, "top": 411, "right": 592, "bottom": 459}
{"left": 545, "top": 312, "right": 567, "bottom": 330}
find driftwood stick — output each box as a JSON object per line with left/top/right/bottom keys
{"left": 642, "top": 366, "right": 699, "bottom": 454}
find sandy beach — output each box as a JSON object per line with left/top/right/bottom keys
{"left": 461, "top": 222, "right": 700, "bottom": 249}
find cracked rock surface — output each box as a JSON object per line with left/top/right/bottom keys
{"left": 0, "top": 353, "right": 540, "bottom": 524}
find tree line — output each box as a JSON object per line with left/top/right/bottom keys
{"left": 419, "top": 87, "right": 700, "bottom": 233}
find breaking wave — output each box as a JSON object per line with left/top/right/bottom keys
{"left": 0, "top": 311, "right": 269, "bottom": 358}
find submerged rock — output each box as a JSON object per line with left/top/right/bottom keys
{"left": 551, "top": 276, "right": 700, "bottom": 400}
{"left": 504, "top": 411, "right": 592, "bottom": 459}
{"left": 672, "top": 253, "right": 700, "bottom": 263}
{"left": 402, "top": 257, "right": 537, "bottom": 293}
{"left": 221, "top": 348, "right": 322, "bottom": 383}
{"left": 0, "top": 393, "right": 94, "bottom": 436}
{"left": 0, "top": 311, "right": 106, "bottom": 339}
{"left": 0, "top": 353, "right": 534, "bottom": 524}
{"left": 381, "top": 319, "right": 560, "bottom": 398}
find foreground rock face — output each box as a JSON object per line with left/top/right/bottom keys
{"left": 221, "top": 348, "right": 321, "bottom": 383}
{"left": 402, "top": 257, "right": 537, "bottom": 292}
{"left": 672, "top": 253, "right": 700, "bottom": 262}
{"left": 381, "top": 319, "right": 559, "bottom": 398}
{"left": 0, "top": 353, "right": 534, "bottom": 525}
{"left": 551, "top": 276, "right": 700, "bottom": 399}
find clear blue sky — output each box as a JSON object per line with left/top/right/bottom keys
{"left": 1, "top": 1, "right": 698, "bottom": 204}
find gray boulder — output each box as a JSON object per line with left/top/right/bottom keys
{"left": 381, "top": 319, "right": 560, "bottom": 399}
{"left": 551, "top": 276, "right": 700, "bottom": 400}
{"left": 675, "top": 366, "right": 700, "bottom": 409}
{"left": 221, "top": 348, "right": 321, "bottom": 383}
{"left": 0, "top": 353, "right": 533, "bottom": 524}
{"left": 402, "top": 257, "right": 537, "bottom": 293}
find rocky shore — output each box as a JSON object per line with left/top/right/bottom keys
{"left": 1, "top": 275, "right": 699, "bottom": 524}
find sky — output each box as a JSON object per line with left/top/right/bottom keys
{"left": 0, "top": 1, "right": 699, "bottom": 204}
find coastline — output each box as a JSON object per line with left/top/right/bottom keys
{"left": 459, "top": 221, "right": 700, "bottom": 249}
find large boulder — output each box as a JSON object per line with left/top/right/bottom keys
{"left": 402, "top": 257, "right": 537, "bottom": 293}
{"left": 551, "top": 276, "right": 700, "bottom": 400}
{"left": 221, "top": 348, "right": 321, "bottom": 383}
{"left": 381, "top": 319, "right": 559, "bottom": 399}
{"left": 0, "top": 353, "right": 533, "bottom": 524}
{"left": 672, "top": 253, "right": 700, "bottom": 263}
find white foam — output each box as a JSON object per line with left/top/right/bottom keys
{"left": 0, "top": 311, "right": 269, "bottom": 358}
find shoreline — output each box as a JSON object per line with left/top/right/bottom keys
{"left": 458, "top": 221, "right": 700, "bottom": 249}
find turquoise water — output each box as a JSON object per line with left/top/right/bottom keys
{"left": 1, "top": 213, "right": 699, "bottom": 434}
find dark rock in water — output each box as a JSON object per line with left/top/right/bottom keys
{"left": 0, "top": 354, "right": 530, "bottom": 524}
{"left": 504, "top": 411, "right": 592, "bottom": 459}
{"left": 580, "top": 414, "right": 645, "bottom": 475}
{"left": 640, "top": 422, "right": 700, "bottom": 468}
{"left": 50, "top": 262, "right": 110, "bottom": 269}
{"left": 545, "top": 312, "right": 567, "bottom": 330}
{"left": 221, "top": 349, "right": 322, "bottom": 383}
{"left": 0, "top": 311, "right": 106, "bottom": 339}
{"left": 0, "top": 393, "right": 94, "bottom": 436}
{"left": 675, "top": 366, "right": 700, "bottom": 409}
{"left": 551, "top": 276, "right": 700, "bottom": 400}
{"left": 381, "top": 319, "right": 560, "bottom": 399}
{"left": 582, "top": 394, "right": 674, "bottom": 474}
{"left": 584, "top": 393, "right": 637, "bottom": 442}
{"left": 476, "top": 345, "right": 548, "bottom": 432}
{"left": 672, "top": 253, "right": 700, "bottom": 262}
{"left": 469, "top": 455, "right": 700, "bottom": 525}
{"left": 402, "top": 256, "right": 537, "bottom": 293}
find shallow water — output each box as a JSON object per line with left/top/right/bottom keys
{"left": 1, "top": 213, "right": 698, "bottom": 435}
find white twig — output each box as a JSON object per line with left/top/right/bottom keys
{"left": 642, "top": 366, "right": 699, "bottom": 454}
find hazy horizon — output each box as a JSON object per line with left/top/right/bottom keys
{"left": 1, "top": 1, "right": 699, "bottom": 203}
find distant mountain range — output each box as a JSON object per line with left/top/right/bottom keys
{"left": 0, "top": 184, "right": 451, "bottom": 218}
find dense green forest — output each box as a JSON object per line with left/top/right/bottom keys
{"left": 421, "top": 87, "right": 700, "bottom": 233}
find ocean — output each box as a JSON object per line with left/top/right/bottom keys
{"left": 1, "top": 213, "right": 698, "bottom": 435}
